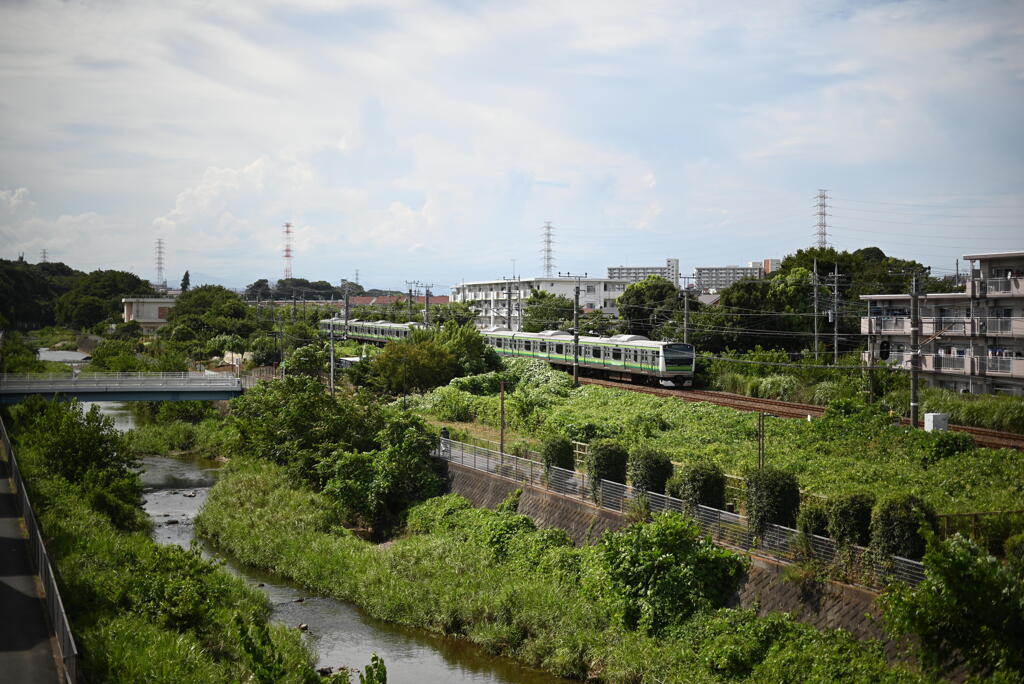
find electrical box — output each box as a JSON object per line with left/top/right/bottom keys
{"left": 924, "top": 413, "right": 949, "bottom": 432}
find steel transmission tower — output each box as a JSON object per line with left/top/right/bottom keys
{"left": 541, "top": 222, "right": 555, "bottom": 277}
{"left": 282, "top": 222, "right": 294, "bottom": 279}
{"left": 815, "top": 189, "right": 830, "bottom": 249}
{"left": 154, "top": 238, "right": 166, "bottom": 289}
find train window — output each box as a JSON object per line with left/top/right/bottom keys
{"left": 555, "top": 344, "right": 563, "bottom": 355}
{"left": 612, "top": 348, "right": 622, "bottom": 361}
{"left": 592, "top": 346, "right": 601, "bottom": 358}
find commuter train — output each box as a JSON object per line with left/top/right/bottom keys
{"left": 319, "top": 318, "right": 695, "bottom": 387}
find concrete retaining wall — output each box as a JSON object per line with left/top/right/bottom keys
{"left": 442, "top": 461, "right": 891, "bottom": 646}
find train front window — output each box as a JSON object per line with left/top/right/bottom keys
{"left": 664, "top": 344, "right": 694, "bottom": 366}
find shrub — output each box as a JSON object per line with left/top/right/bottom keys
{"left": 881, "top": 533, "right": 1024, "bottom": 678}
{"left": 583, "top": 439, "right": 628, "bottom": 502}
{"left": 870, "top": 494, "right": 938, "bottom": 561}
{"left": 666, "top": 463, "right": 726, "bottom": 511}
{"left": 757, "top": 375, "right": 797, "bottom": 401}
{"left": 595, "top": 512, "right": 748, "bottom": 635}
{"left": 826, "top": 493, "right": 875, "bottom": 548}
{"left": 744, "top": 467, "right": 801, "bottom": 538}
{"left": 405, "top": 494, "right": 473, "bottom": 535}
{"left": 1004, "top": 533, "right": 1024, "bottom": 573}
{"left": 540, "top": 435, "right": 575, "bottom": 473}
{"left": 923, "top": 430, "right": 975, "bottom": 466}
{"left": 796, "top": 502, "right": 828, "bottom": 537}
{"left": 627, "top": 445, "right": 673, "bottom": 495}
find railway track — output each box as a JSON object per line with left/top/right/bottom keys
{"left": 577, "top": 377, "right": 1024, "bottom": 450}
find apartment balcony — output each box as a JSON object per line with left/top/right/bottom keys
{"left": 862, "top": 316, "right": 910, "bottom": 335}
{"left": 922, "top": 317, "right": 970, "bottom": 337}
{"left": 921, "top": 354, "right": 969, "bottom": 375}
{"left": 967, "top": 278, "right": 1024, "bottom": 298}
{"left": 977, "top": 317, "right": 1024, "bottom": 337}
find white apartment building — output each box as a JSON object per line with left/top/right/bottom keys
{"left": 861, "top": 251, "right": 1024, "bottom": 396}
{"left": 694, "top": 264, "right": 763, "bottom": 291}
{"left": 122, "top": 297, "right": 177, "bottom": 333}
{"left": 450, "top": 277, "right": 630, "bottom": 329}
{"left": 607, "top": 258, "right": 680, "bottom": 284}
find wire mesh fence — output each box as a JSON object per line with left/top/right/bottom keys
{"left": 436, "top": 438, "right": 925, "bottom": 587}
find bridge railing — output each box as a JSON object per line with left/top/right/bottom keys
{"left": 0, "top": 416, "right": 79, "bottom": 683}
{"left": 0, "top": 371, "right": 242, "bottom": 389}
{"left": 435, "top": 439, "right": 925, "bottom": 588}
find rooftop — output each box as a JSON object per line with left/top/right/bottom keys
{"left": 962, "top": 251, "right": 1024, "bottom": 260}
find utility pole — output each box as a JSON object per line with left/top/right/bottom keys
{"left": 499, "top": 380, "right": 506, "bottom": 459}
{"left": 910, "top": 270, "right": 923, "bottom": 428}
{"left": 329, "top": 323, "right": 335, "bottom": 397}
{"left": 831, "top": 270, "right": 841, "bottom": 364}
{"left": 683, "top": 289, "right": 690, "bottom": 344}
{"left": 559, "top": 272, "right": 586, "bottom": 386}
{"left": 813, "top": 259, "right": 820, "bottom": 360}
{"left": 502, "top": 276, "right": 520, "bottom": 329}
{"left": 405, "top": 282, "right": 416, "bottom": 321}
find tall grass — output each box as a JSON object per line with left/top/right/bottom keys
{"left": 197, "top": 460, "right": 928, "bottom": 683}
{"left": 12, "top": 415, "right": 318, "bottom": 683}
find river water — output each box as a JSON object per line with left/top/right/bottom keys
{"left": 86, "top": 402, "right": 563, "bottom": 684}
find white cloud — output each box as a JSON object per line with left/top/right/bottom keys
{"left": 2, "top": 0, "right": 1022, "bottom": 286}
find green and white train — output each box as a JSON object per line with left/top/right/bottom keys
{"left": 319, "top": 318, "right": 696, "bottom": 387}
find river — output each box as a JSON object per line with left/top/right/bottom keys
{"left": 88, "top": 402, "right": 563, "bottom": 684}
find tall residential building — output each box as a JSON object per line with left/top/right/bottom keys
{"left": 607, "top": 258, "right": 680, "bottom": 284}
{"left": 861, "top": 250, "right": 1024, "bottom": 396}
{"left": 694, "top": 264, "right": 763, "bottom": 291}
{"left": 450, "top": 276, "right": 630, "bottom": 329}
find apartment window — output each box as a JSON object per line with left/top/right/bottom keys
{"left": 586, "top": 285, "right": 596, "bottom": 293}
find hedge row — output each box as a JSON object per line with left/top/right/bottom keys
{"left": 540, "top": 436, "right": 939, "bottom": 560}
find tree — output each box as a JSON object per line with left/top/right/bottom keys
{"left": 181, "top": 271, "right": 190, "bottom": 292}
{"left": 55, "top": 269, "right": 155, "bottom": 330}
{"left": 429, "top": 301, "right": 476, "bottom": 326}
{"left": 594, "top": 513, "right": 747, "bottom": 635}
{"left": 368, "top": 339, "right": 458, "bottom": 394}
{"left": 165, "top": 285, "right": 257, "bottom": 343}
{"left": 285, "top": 343, "right": 326, "bottom": 377}
{"left": 579, "top": 310, "right": 621, "bottom": 336}
{"left": 522, "top": 290, "right": 576, "bottom": 332}
{"left": 244, "top": 279, "right": 273, "bottom": 300}
{"left": 616, "top": 276, "right": 682, "bottom": 337}
{"left": 880, "top": 532, "right": 1024, "bottom": 678}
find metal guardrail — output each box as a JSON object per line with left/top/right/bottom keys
{"left": 1, "top": 371, "right": 241, "bottom": 388}
{"left": 0, "top": 416, "right": 79, "bottom": 683}
{"left": 435, "top": 439, "right": 925, "bottom": 587}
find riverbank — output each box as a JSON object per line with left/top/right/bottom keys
{"left": 5, "top": 399, "right": 319, "bottom": 682}
{"left": 197, "top": 457, "right": 928, "bottom": 683}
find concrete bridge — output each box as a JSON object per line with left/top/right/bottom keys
{"left": 0, "top": 372, "right": 244, "bottom": 404}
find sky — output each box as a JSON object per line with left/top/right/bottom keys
{"left": 1, "top": 0, "right": 1022, "bottom": 293}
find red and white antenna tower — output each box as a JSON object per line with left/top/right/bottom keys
{"left": 282, "top": 222, "right": 294, "bottom": 279}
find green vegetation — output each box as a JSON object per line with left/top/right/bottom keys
{"left": 744, "top": 467, "right": 801, "bottom": 538}
{"left": 6, "top": 399, "right": 318, "bottom": 682}
{"left": 227, "top": 376, "right": 443, "bottom": 537}
{"left": 357, "top": 322, "right": 501, "bottom": 396}
{"left": 56, "top": 269, "right": 155, "bottom": 330}
{"left": 198, "top": 463, "right": 924, "bottom": 682}
{"left": 409, "top": 360, "right": 1024, "bottom": 551}
{"left": 0, "top": 258, "right": 82, "bottom": 330}
{"left": 880, "top": 531, "right": 1024, "bottom": 679}
{"left": 666, "top": 463, "right": 726, "bottom": 511}
{"left": 413, "top": 362, "right": 1022, "bottom": 511}
{"left": 521, "top": 289, "right": 577, "bottom": 332}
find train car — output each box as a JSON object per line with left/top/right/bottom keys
{"left": 319, "top": 318, "right": 695, "bottom": 386}
{"left": 480, "top": 327, "right": 694, "bottom": 387}
{"left": 319, "top": 318, "right": 422, "bottom": 344}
